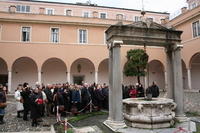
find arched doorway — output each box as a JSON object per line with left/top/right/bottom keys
{"left": 0, "top": 58, "right": 8, "bottom": 86}
{"left": 190, "top": 53, "right": 200, "bottom": 90}
{"left": 41, "top": 58, "right": 67, "bottom": 85}
{"left": 12, "top": 57, "right": 38, "bottom": 90}
{"left": 70, "top": 58, "right": 95, "bottom": 85}
{"left": 182, "top": 60, "right": 188, "bottom": 89}
{"left": 98, "top": 58, "right": 108, "bottom": 85}
{"left": 147, "top": 60, "right": 165, "bottom": 90}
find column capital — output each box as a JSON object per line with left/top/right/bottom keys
{"left": 108, "top": 40, "right": 123, "bottom": 49}
{"left": 173, "top": 43, "right": 183, "bottom": 51}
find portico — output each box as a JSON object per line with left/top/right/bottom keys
{"left": 104, "top": 20, "right": 185, "bottom": 131}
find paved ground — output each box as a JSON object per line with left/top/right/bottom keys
{"left": 1, "top": 96, "right": 200, "bottom": 133}
{"left": 0, "top": 96, "right": 55, "bottom": 132}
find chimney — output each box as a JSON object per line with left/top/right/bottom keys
{"left": 92, "top": 11, "right": 98, "bottom": 18}
{"left": 181, "top": 7, "right": 187, "bottom": 14}
{"left": 9, "top": 5, "right": 16, "bottom": 13}
{"left": 39, "top": 7, "right": 45, "bottom": 14}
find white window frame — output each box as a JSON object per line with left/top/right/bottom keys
{"left": 134, "top": 16, "right": 142, "bottom": 22}
{"left": 78, "top": 29, "right": 88, "bottom": 44}
{"left": 82, "top": 11, "right": 90, "bottom": 18}
{"left": 21, "top": 26, "right": 31, "bottom": 42}
{"left": 50, "top": 27, "right": 60, "bottom": 43}
{"left": 16, "top": 5, "right": 30, "bottom": 13}
{"left": 64, "top": 9, "right": 73, "bottom": 16}
{"left": 99, "top": 12, "right": 107, "bottom": 19}
{"left": 192, "top": 20, "right": 200, "bottom": 38}
{"left": 46, "top": 8, "right": 55, "bottom": 15}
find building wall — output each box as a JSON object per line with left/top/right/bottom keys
{"left": 0, "top": 0, "right": 168, "bottom": 23}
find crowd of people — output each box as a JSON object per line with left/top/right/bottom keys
{"left": 0, "top": 81, "right": 160, "bottom": 126}
{"left": 14, "top": 82, "right": 109, "bottom": 127}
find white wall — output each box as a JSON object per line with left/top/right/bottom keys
{"left": 191, "top": 53, "right": 200, "bottom": 90}
{"left": 42, "top": 59, "right": 67, "bottom": 85}
{"left": 98, "top": 59, "right": 108, "bottom": 85}
{"left": 12, "top": 58, "right": 38, "bottom": 91}
{"left": 148, "top": 60, "right": 165, "bottom": 90}
{"left": 71, "top": 58, "right": 95, "bottom": 84}
{"left": 191, "top": 64, "right": 200, "bottom": 90}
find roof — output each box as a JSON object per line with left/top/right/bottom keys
{"left": 13, "top": 0, "right": 169, "bottom": 15}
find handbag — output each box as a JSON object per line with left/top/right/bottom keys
{"left": 0, "top": 102, "right": 7, "bottom": 108}
{"left": 58, "top": 105, "right": 65, "bottom": 112}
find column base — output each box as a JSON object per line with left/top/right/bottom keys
{"left": 175, "top": 115, "right": 189, "bottom": 122}
{"left": 103, "top": 119, "right": 127, "bottom": 132}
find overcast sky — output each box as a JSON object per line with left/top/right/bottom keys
{"left": 37, "top": 0, "right": 187, "bottom": 14}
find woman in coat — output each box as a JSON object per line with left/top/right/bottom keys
{"left": 14, "top": 84, "right": 24, "bottom": 118}
{"left": 30, "top": 87, "right": 40, "bottom": 127}
{"left": 0, "top": 84, "right": 7, "bottom": 124}
{"left": 129, "top": 85, "right": 137, "bottom": 98}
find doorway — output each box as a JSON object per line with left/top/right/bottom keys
{"left": 73, "top": 75, "right": 84, "bottom": 85}
{"left": 0, "top": 74, "right": 8, "bottom": 86}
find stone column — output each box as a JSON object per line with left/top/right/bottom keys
{"left": 144, "top": 75, "right": 148, "bottom": 89}
{"left": 38, "top": 71, "right": 42, "bottom": 85}
{"left": 187, "top": 69, "right": 192, "bottom": 90}
{"left": 104, "top": 41, "right": 126, "bottom": 131}
{"left": 172, "top": 44, "right": 185, "bottom": 119}
{"left": 67, "top": 72, "right": 71, "bottom": 84}
{"left": 166, "top": 49, "right": 174, "bottom": 99}
{"left": 108, "top": 46, "right": 113, "bottom": 120}
{"left": 8, "top": 71, "right": 12, "bottom": 93}
{"left": 164, "top": 71, "right": 168, "bottom": 91}
{"left": 95, "top": 71, "right": 98, "bottom": 84}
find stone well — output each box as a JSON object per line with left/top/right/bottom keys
{"left": 123, "top": 98, "right": 176, "bottom": 129}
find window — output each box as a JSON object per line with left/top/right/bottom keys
{"left": 100, "top": 13, "right": 107, "bottom": 19}
{"left": 134, "top": 16, "right": 141, "bottom": 22}
{"left": 116, "top": 14, "right": 124, "bottom": 20}
{"left": 65, "top": 9, "right": 72, "bottom": 16}
{"left": 16, "top": 5, "right": 30, "bottom": 13}
{"left": 192, "top": 20, "right": 200, "bottom": 38}
{"left": 46, "top": 8, "right": 54, "bottom": 15}
{"left": 51, "top": 28, "right": 59, "bottom": 43}
{"left": 79, "top": 29, "right": 87, "bottom": 44}
{"left": 83, "top": 12, "right": 89, "bottom": 18}
{"left": 21, "top": 27, "right": 30, "bottom": 42}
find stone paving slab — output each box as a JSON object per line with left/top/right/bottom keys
{"left": 74, "top": 126, "right": 103, "bottom": 133}
{"left": 117, "top": 121, "right": 196, "bottom": 133}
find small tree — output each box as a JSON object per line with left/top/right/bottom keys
{"left": 124, "top": 49, "right": 149, "bottom": 84}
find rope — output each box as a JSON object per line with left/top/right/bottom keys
{"left": 173, "top": 127, "right": 188, "bottom": 133}
{"left": 78, "top": 100, "right": 92, "bottom": 113}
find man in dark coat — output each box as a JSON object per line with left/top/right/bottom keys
{"left": 101, "top": 84, "right": 109, "bottom": 109}
{"left": 151, "top": 82, "right": 160, "bottom": 98}
{"left": 0, "top": 84, "right": 6, "bottom": 124}
{"left": 21, "top": 82, "right": 31, "bottom": 121}
{"left": 137, "top": 84, "right": 145, "bottom": 97}
{"left": 44, "top": 84, "right": 53, "bottom": 116}
{"left": 81, "top": 83, "right": 91, "bottom": 112}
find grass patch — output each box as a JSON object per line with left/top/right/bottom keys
{"left": 68, "top": 111, "right": 108, "bottom": 123}
{"left": 195, "top": 123, "right": 200, "bottom": 133}
{"left": 54, "top": 123, "right": 74, "bottom": 133}
{"left": 186, "top": 112, "right": 200, "bottom": 117}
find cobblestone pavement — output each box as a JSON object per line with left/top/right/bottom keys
{"left": 0, "top": 97, "right": 56, "bottom": 132}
